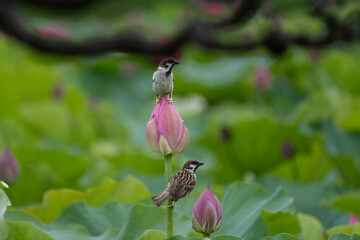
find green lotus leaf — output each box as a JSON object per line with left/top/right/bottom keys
{"left": 26, "top": 176, "right": 150, "bottom": 223}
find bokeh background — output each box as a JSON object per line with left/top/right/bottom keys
{"left": 1, "top": 0, "right": 360, "bottom": 239}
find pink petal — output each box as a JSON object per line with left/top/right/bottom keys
{"left": 192, "top": 209, "right": 203, "bottom": 233}
{"left": 253, "top": 65, "right": 272, "bottom": 91}
{"left": 172, "top": 126, "right": 189, "bottom": 155}
{"left": 0, "top": 149, "right": 19, "bottom": 184}
{"left": 214, "top": 217, "right": 222, "bottom": 232}
{"left": 349, "top": 213, "right": 359, "bottom": 225}
{"left": 201, "top": 200, "right": 217, "bottom": 233}
{"left": 158, "top": 135, "right": 173, "bottom": 156}
{"left": 157, "top": 96, "right": 184, "bottom": 149}
{"left": 149, "top": 99, "right": 162, "bottom": 119}
{"left": 145, "top": 116, "right": 160, "bottom": 153}
{"left": 193, "top": 186, "right": 222, "bottom": 224}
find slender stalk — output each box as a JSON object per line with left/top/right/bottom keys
{"left": 164, "top": 154, "right": 174, "bottom": 238}
{"left": 203, "top": 233, "right": 210, "bottom": 238}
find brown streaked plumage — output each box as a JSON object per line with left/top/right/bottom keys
{"left": 151, "top": 160, "right": 204, "bottom": 207}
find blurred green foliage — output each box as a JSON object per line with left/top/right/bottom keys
{"left": 1, "top": 0, "right": 360, "bottom": 238}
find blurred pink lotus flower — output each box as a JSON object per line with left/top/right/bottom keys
{"left": 150, "top": 38, "right": 182, "bottom": 65}
{"left": 242, "top": 31, "right": 255, "bottom": 40}
{"left": 146, "top": 96, "right": 189, "bottom": 156}
{"left": 52, "top": 83, "right": 65, "bottom": 99}
{"left": 0, "top": 149, "right": 19, "bottom": 185}
{"left": 0, "top": 31, "right": 12, "bottom": 39}
{"left": 270, "top": 16, "right": 283, "bottom": 29}
{"left": 349, "top": 213, "right": 359, "bottom": 225}
{"left": 192, "top": 186, "right": 222, "bottom": 235}
{"left": 38, "top": 26, "right": 70, "bottom": 38}
{"left": 282, "top": 140, "right": 295, "bottom": 159}
{"left": 308, "top": 50, "right": 321, "bottom": 61}
{"left": 253, "top": 65, "right": 272, "bottom": 91}
{"left": 220, "top": 126, "right": 231, "bottom": 141}
{"left": 124, "top": 12, "right": 144, "bottom": 27}
{"left": 120, "top": 61, "right": 138, "bottom": 76}
{"left": 202, "top": 2, "right": 226, "bottom": 16}
{"left": 87, "top": 96, "right": 99, "bottom": 110}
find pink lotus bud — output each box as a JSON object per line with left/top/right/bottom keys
{"left": 219, "top": 126, "right": 231, "bottom": 141}
{"left": 124, "top": 12, "right": 144, "bottom": 27}
{"left": 349, "top": 213, "right": 359, "bottom": 225}
{"left": 282, "top": 140, "right": 295, "bottom": 159}
{"left": 202, "top": 2, "right": 226, "bottom": 16}
{"left": 308, "top": 50, "right": 321, "bottom": 61}
{"left": 146, "top": 96, "right": 189, "bottom": 156}
{"left": 253, "top": 65, "right": 272, "bottom": 91}
{"left": 242, "top": 31, "right": 255, "bottom": 40}
{"left": 52, "top": 83, "right": 65, "bottom": 99}
{"left": 0, "top": 149, "right": 19, "bottom": 184}
{"left": 0, "top": 31, "right": 12, "bottom": 39}
{"left": 87, "top": 96, "right": 99, "bottom": 110}
{"left": 38, "top": 26, "right": 70, "bottom": 38}
{"left": 192, "top": 186, "right": 222, "bottom": 235}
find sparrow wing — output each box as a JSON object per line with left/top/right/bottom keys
{"left": 169, "top": 171, "right": 196, "bottom": 201}
{"left": 152, "top": 71, "right": 157, "bottom": 82}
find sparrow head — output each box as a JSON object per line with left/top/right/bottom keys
{"left": 183, "top": 160, "right": 204, "bottom": 173}
{"left": 158, "top": 57, "right": 179, "bottom": 74}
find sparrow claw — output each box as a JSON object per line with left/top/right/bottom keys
{"left": 168, "top": 201, "right": 175, "bottom": 208}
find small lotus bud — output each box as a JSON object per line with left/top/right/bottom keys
{"left": 192, "top": 186, "right": 222, "bottom": 235}
{"left": 242, "top": 31, "right": 255, "bottom": 40}
{"left": 282, "top": 141, "right": 295, "bottom": 159}
{"left": 87, "top": 96, "right": 99, "bottom": 110}
{"left": 253, "top": 65, "right": 272, "bottom": 91}
{"left": 220, "top": 126, "right": 231, "bottom": 141}
{"left": 0, "top": 149, "right": 19, "bottom": 184}
{"left": 349, "top": 213, "right": 359, "bottom": 225}
{"left": 52, "top": 83, "right": 64, "bottom": 99}
{"left": 124, "top": 12, "right": 144, "bottom": 27}
{"left": 146, "top": 96, "right": 189, "bottom": 156}
{"left": 308, "top": 50, "right": 321, "bottom": 61}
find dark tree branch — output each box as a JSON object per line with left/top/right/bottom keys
{"left": 213, "top": 0, "right": 263, "bottom": 28}
{"left": 0, "top": 0, "right": 265, "bottom": 55}
{"left": 14, "top": 0, "right": 98, "bottom": 9}
{"left": 0, "top": 0, "right": 359, "bottom": 56}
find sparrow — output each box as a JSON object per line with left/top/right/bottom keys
{"left": 152, "top": 160, "right": 204, "bottom": 208}
{"left": 152, "top": 57, "right": 179, "bottom": 103}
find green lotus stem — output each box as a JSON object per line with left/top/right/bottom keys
{"left": 165, "top": 154, "right": 174, "bottom": 238}
{"left": 203, "top": 233, "right": 210, "bottom": 238}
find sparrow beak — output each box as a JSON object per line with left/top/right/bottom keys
{"left": 174, "top": 60, "right": 180, "bottom": 65}
{"left": 198, "top": 162, "right": 204, "bottom": 166}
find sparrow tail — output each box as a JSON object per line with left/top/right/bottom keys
{"left": 151, "top": 191, "right": 169, "bottom": 207}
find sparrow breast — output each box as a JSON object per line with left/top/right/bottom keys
{"left": 152, "top": 70, "right": 174, "bottom": 96}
